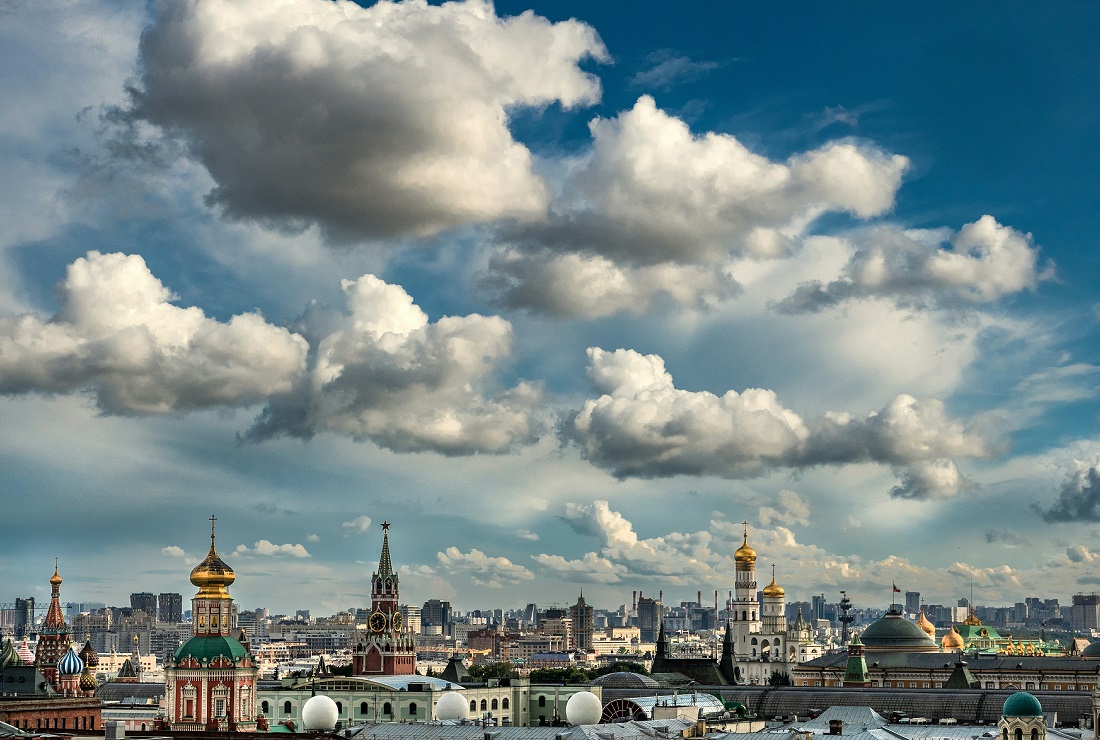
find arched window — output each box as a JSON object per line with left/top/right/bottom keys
{"left": 1015, "top": 729, "right": 1023, "bottom": 740}
{"left": 538, "top": 696, "right": 546, "bottom": 707}
{"left": 502, "top": 699, "right": 509, "bottom": 709}
{"left": 752, "top": 611, "right": 756, "bottom": 620}
{"left": 283, "top": 701, "right": 292, "bottom": 715}
{"left": 261, "top": 701, "right": 269, "bottom": 714}
{"left": 409, "top": 703, "right": 417, "bottom": 716}
{"left": 360, "top": 702, "right": 369, "bottom": 715}
{"left": 481, "top": 699, "right": 488, "bottom": 711}
{"left": 1031, "top": 731, "right": 1038, "bottom": 740}
{"left": 335, "top": 702, "right": 342, "bottom": 715}
{"left": 751, "top": 637, "right": 758, "bottom": 645}
{"left": 1002, "top": 729, "right": 1008, "bottom": 740}
{"left": 383, "top": 702, "right": 392, "bottom": 716}
{"left": 470, "top": 700, "right": 477, "bottom": 711}
{"left": 741, "top": 610, "right": 747, "bottom": 621}
{"left": 491, "top": 699, "right": 498, "bottom": 710}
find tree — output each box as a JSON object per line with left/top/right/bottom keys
{"left": 467, "top": 661, "right": 519, "bottom": 681}
{"left": 529, "top": 667, "right": 593, "bottom": 684}
{"left": 593, "top": 661, "right": 649, "bottom": 676}
{"left": 768, "top": 670, "right": 791, "bottom": 686}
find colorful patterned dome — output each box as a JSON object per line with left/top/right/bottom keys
{"left": 58, "top": 644, "right": 85, "bottom": 675}
{"left": 17, "top": 638, "right": 34, "bottom": 664}
{"left": 79, "top": 664, "right": 99, "bottom": 692}
{"left": 79, "top": 637, "right": 99, "bottom": 668}
{"left": 0, "top": 637, "right": 22, "bottom": 668}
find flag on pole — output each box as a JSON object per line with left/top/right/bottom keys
{"left": 892, "top": 582, "right": 901, "bottom": 593}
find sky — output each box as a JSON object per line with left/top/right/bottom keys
{"left": 2, "top": 0, "right": 1100, "bottom": 618}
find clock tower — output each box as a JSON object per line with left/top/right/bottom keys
{"left": 352, "top": 522, "right": 416, "bottom": 675}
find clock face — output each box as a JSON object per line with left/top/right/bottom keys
{"left": 391, "top": 612, "right": 403, "bottom": 632}
{"left": 369, "top": 612, "right": 386, "bottom": 633}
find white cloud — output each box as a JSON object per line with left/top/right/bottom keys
{"left": 436, "top": 546, "right": 534, "bottom": 588}
{"left": 568, "top": 347, "right": 987, "bottom": 495}
{"left": 0, "top": 252, "right": 307, "bottom": 413}
{"left": 341, "top": 515, "right": 372, "bottom": 534}
{"left": 245, "top": 273, "right": 543, "bottom": 454}
{"left": 234, "top": 540, "right": 311, "bottom": 557}
{"left": 1066, "top": 545, "right": 1098, "bottom": 564}
{"left": 516, "top": 529, "right": 540, "bottom": 542}
{"left": 758, "top": 490, "right": 810, "bottom": 526}
{"left": 306, "top": 533, "right": 320, "bottom": 542}
{"left": 487, "top": 96, "right": 908, "bottom": 315}
{"left": 128, "top": 0, "right": 607, "bottom": 240}
{"left": 630, "top": 51, "right": 720, "bottom": 91}
{"left": 161, "top": 545, "right": 187, "bottom": 557}
{"left": 1039, "top": 458, "right": 1100, "bottom": 522}
{"left": 774, "top": 216, "right": 1054, "bottom": 312}
{"left": 533, "top": 552, "right": 628, "bottom": 583}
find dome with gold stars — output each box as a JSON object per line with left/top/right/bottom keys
{"left": 190, "top": 518, "right": 235, "bottom": 598}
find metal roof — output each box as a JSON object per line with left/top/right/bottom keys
{"left": 345, "top": 718, "right": 695, "bottom": 740}
{"left": 615, "top": 693, "right": 726, "bottom": 718}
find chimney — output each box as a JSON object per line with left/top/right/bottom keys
{"left": 829, "top": 720, "right": 843, "bottom": 735}
{"left": 697, "top": 590, "right": 702, "bottom": 607}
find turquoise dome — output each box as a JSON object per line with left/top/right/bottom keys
{"left": 174, "top": 635, "right": 249, "bottom": 664}
{"left": 1003, "top": 691, "right": 1042, "bottom": 717}
{"left": 58, "top": 645, "right": 85, "bottom": 675}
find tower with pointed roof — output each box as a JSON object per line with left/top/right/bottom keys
{"left": 842, "top": 632, "right": 870, "bottom": 687}
{"left": 35, "top": 562, "right": 71, "bottom": 691}
{"left": 163, "top": 517, "right": 258, "bottom": 732}
{"left": 353, "top": 522, "right": 416, "bottom": 675}
{"left": 730, "top": 522, "right": 760, "bottom": 661}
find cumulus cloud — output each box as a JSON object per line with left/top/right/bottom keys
{"left": 533, "top": 552, "right": 628, "bottom": 583}
{"left": 306, "top": 533, "right": 320, "bottom": 542}
{"left": 774, "top": 216, "right": 1054, "bottom": 313}
{"left": 161, "top": 546, "right": 187, "bottom": 558}
{"left": 488, "top": 96, "right": 907, "bottom": 315}
{"left": 758, "top": 490, "right": 810, "bottom": 526}
{"left": 0, "top": 252, "right": 307, "bottom": 413}
{"left": 477, "top": 249, "right": 739, "bottom": 318}
{"left": 127, "top": 0, "right": 607, "bottom": 241}
{"left": 516, "top": 529, "right": 539, "bottom": 542}
{"left": 1038, "top": 459, "right": 1100, "bottom": 522}
{"left": 568, "top": 347, "right": 986, "bottom": 494}
{"left": 341, "top": 515, "right": 372, "bottom": 534}
{"left": 436, "top": 546, "right": 533, "bottom": 588}
{"left": 889, "top": 458, "right": 973, "bottom": 500}
{"left": 245, "top": 273, "right": 542, "bottom": 455}
{"left": 1066, "top": 545, "right": 1098, "bottom": 564}
{"left": 234, "top": 540, "right": 311, "bottom": 557}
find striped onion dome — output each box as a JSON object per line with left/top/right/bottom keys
{"left": 58, "top": 644, "right": 85, "bottom": 675}
{"left": 17, "top": 638, "right": 34, "bottom": 664}
{"left": 0, "top": 638, "right": 21, "bottom": 668}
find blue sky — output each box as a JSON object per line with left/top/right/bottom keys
{"left": 2, "top": 0, "right": 1099, "bottom": 617}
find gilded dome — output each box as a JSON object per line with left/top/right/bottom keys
{"left": 734, "top": 525, "right": 757, "bottom": 565}
{"left": 941, "top": 626, "right": 964, "bottom": 650}
{"left": 190, "top": 517, "right": 235, "bottom": 598}
{"left": 916, "top": 608, "right": 935, "bottom": 637}
{"left": 762, "top": 565, "right": 784, "bottom": 598}
{"left": 50, "top": 565, "right": 62, "bottom": 586}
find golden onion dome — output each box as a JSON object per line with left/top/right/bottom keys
{"left": 734, "top": 524, "right": 757, "bottom": 565}
{"left": 762, "top": 564, "right": 785, "bottom": 598}
{"left": 916, "top": 608, "right": 935, "bottom": 637}
{"left": 941, "top": 626, "right": 964, "bottom": 650}
{"left": 190, "top": 517, "right": 235, "bottom": 598}
{"left": 50, "top": 565, "right": 62, "bottom": 586}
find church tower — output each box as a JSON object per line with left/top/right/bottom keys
{"left": 163, "top": 517, "right": 258, "bottom": 732}
{"left": 35, "top": 563, "right": 70, "bottom": 691}
{"left": 760, "top": 564, "right": 787, "bottom": 661}
{"left": 353, "top": 522, "right": 416, "bottom": 675}
{"left": 730, "top": 523, "right": 760, "bottom": 659}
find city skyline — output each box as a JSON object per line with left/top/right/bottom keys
{"left": 2, "top": 2, "right": 1100, "bottom": 614}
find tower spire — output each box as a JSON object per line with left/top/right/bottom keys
{"left": 378, "top": 521, "right": 394, "bottom": 577}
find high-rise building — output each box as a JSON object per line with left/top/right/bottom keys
{"left": 567, "top": 593, "right": 594, "bottom": 650}
{"left": 905, "top": 591, "right": 921, "bottom": 614}
{"left": 158, "top": 593, "right": 183, "bottom": 623}
{"left": 130, "top": 592, "right": 157, "bottom": 617}
{"left": 637, "top": 595, "right": 662, "bottom": 643}
{"left": 399, "top": 604, "right": 422, "bottom": 635}
{"left": 421, "top": 598, "right": 451, "bottom": 634}
{"left": 14, "top": 598, "right": 34, "bottom": 638}
{"left": 1072, "top": 593, "right": 1100, "bottom": 631}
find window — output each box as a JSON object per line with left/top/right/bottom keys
{"left": 383, "top": 702, "right": 392, "bottom": 716}
{"left": 502, "top": 699, "right": 509, "bottom": 709}
{"left": 1031, "top": 731, "right": 1038, "bottom": 740}
{"left": 470, "top": 701, "right": 477, "bottom": 711}
{"left": 336, "top": 702, "right": 342, "bottom": 715}
{"left": 408, "top": 703, "right": 417, "bottom": 716}
{"left": 1015, "top": 729, "right": 1023, "bottom": 740}
{"left": 491, "top": 699, "right": 498, "bottom": 710}
{"left": 741, "top": 611, "right": 747, "bottom": 621}
{"left": 361, "top": 702, "right": 369, "bottom": 715}
{"left": 261, "top": 701, "right": 269, "bottom": 714}
{"left": 1002, "top": 729, "right": 1009, "bottom": 740}
{"left": 283, "top": 701, "right": 292, "bottom": 715}
{"left": 481, "top": 699, "right": 488, "bottom": 711}
{"left": 538, "top": 696, "right": 546, "bottom": 707}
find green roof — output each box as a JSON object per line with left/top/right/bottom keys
{"left": 174, "top": 635, "right": 249, "bottom": 664}
{"left": 1003, "top": 691, "right": 1042, "bottom": 717}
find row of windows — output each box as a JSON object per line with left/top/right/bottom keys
{"left": 19, "top": 716, "right": 96, "bottom": 730}
{"left": 261, "top": 697, "right": 515, "bottom": 717}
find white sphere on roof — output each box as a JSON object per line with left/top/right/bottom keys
{"left": 435, "top": 691, "right": 467, "bottom": 721}
{"left": 302, "top": 694, "right": 339, "bottom": 731}
{"left": 566, "top": 691, "right": 602, "bottom": 726}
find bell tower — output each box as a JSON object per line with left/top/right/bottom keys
{"left": 353, "top": 522, "right": 416, "bottom": 675}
